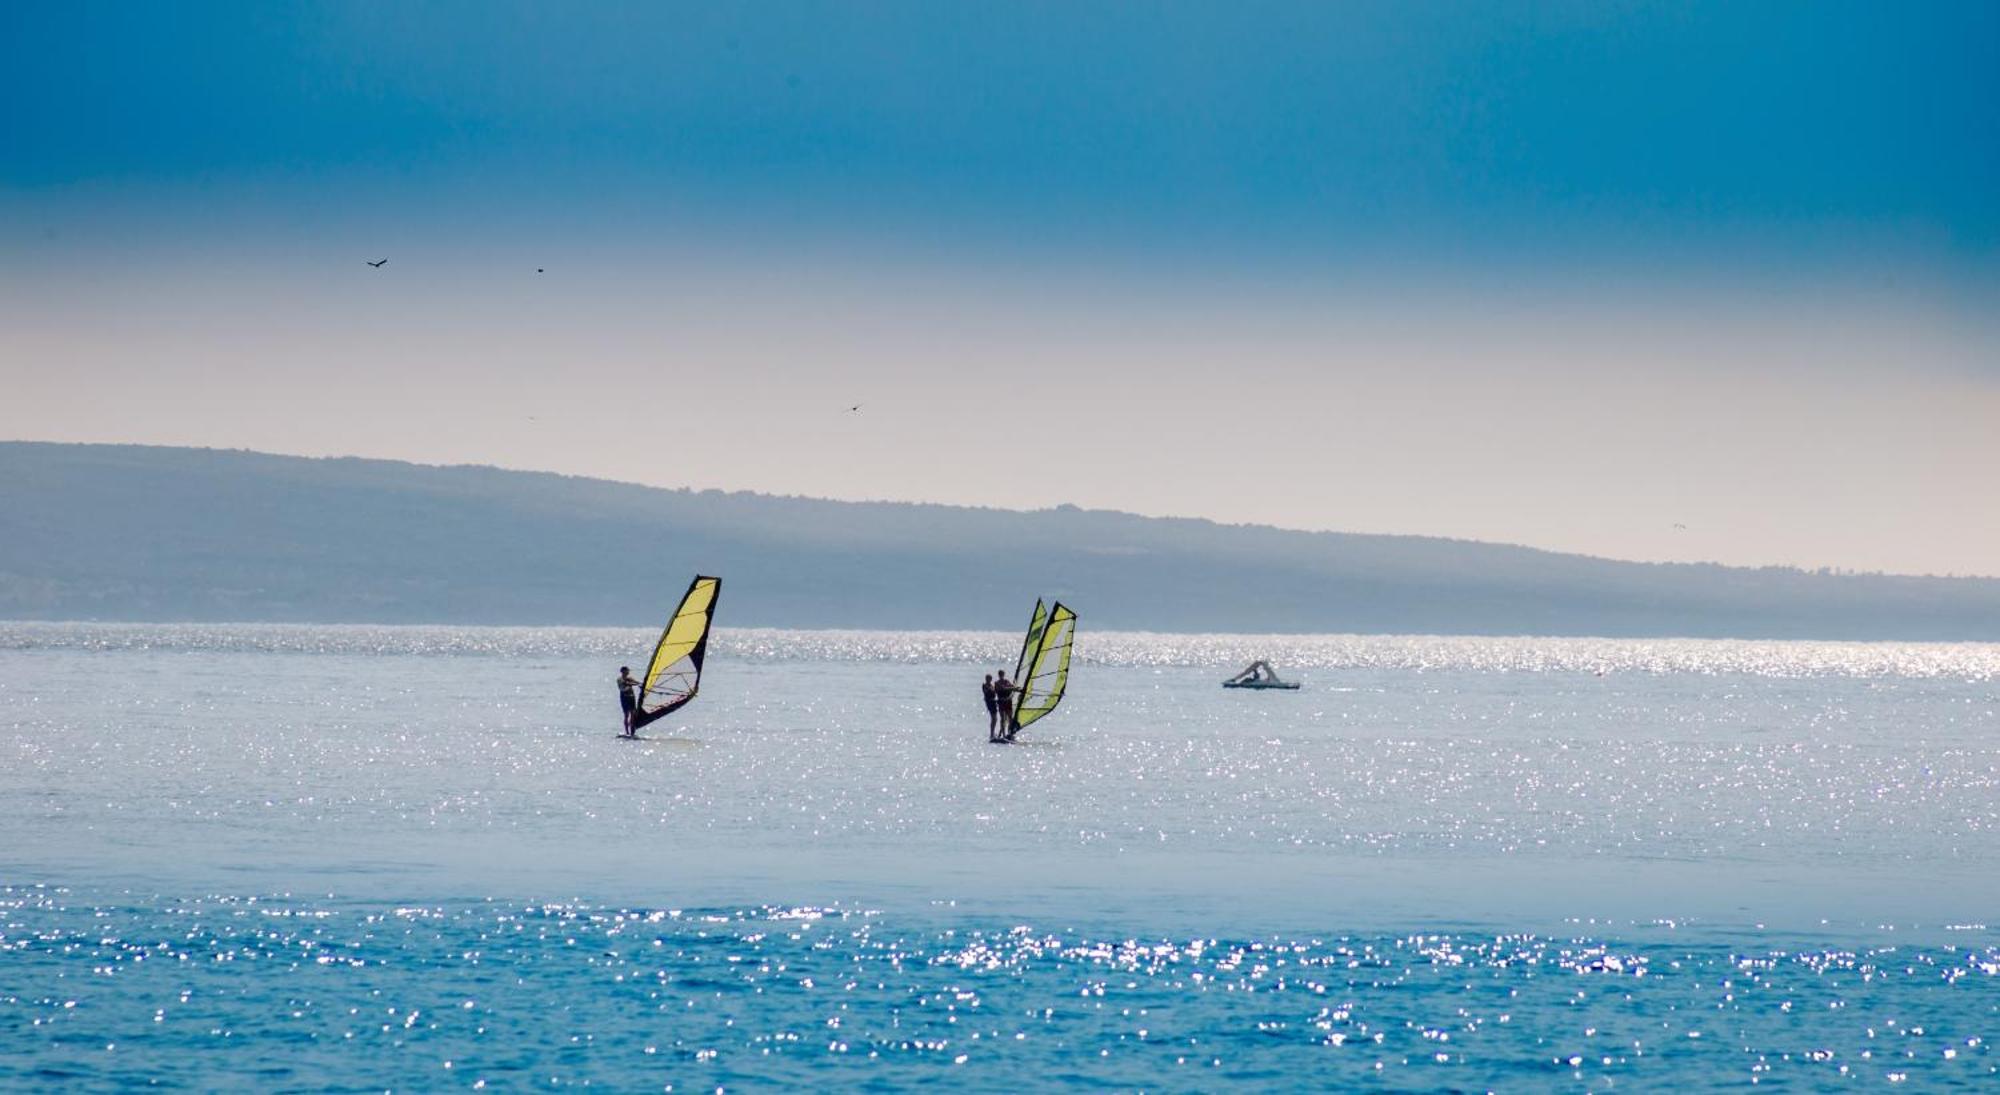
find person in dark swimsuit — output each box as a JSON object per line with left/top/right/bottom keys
{"left": 617, "top": 666, "right": 642, "bottom": 736}
{"left": 982, "top": 673, "right": 999, "bottom": 740}
{"left": 992, "top": 670, "right": 1019, "bottom": 742}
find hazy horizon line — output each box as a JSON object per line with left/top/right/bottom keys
{"left": 14, "top": 438, "right": 1998, "bottom": 583}
{"left": 5, "top": 616, "right": 1998, "bottom": 649}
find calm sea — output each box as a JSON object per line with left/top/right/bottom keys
{"left": 4, "top": 623, "right": 1998, "bottom": 1089}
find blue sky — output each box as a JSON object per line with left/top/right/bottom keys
{"left": 9, "top": 2, "right": 1996, "bottom": 261}
{"left": 4, "top": 2, "right": 1997, "bottom": 573}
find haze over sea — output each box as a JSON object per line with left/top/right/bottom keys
{"left": 5, "top": 623, "right": 1999, "bottom": 1089}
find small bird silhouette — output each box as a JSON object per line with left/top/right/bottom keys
{"left": 366, "top": 259, "right": 387, "bottom": 268}
{"left": 536, "top": 268, "right": 544, "bottom": 273}
{"left": 847, "top": 404, "right": 862, "bottom": 413}
{"left": 1672, "top": 523, "right": 1688, "bottom": 530}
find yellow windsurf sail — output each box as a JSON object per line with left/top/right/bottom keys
{"left": 631, "top": 575, "right": 720, "bottom": 730}
{"left": 1012, "top": 599, "right": 1075, "bottom": 732}
{"left": 1012, "top": 598, "right": 1047, "bottom": 685}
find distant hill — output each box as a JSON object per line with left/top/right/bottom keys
{"left": 2, "top": 442, "right": 1996, "bottom": 638}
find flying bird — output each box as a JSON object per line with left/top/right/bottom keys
{"left": 536, "top": 268, "right": 545, "bottom": 273}
{"left": 847, "top": 404, "right": 862, "bottom": 413}
{"left": 1672, "top": 523, "right": 1688, "bottom": 530}
{"left": 366, "top": 259, "right": 387, "bottom": 268}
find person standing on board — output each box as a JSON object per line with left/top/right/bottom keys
{"left": 617, "top": 666, "right": 642, "bottom": 737}
{"left": 982, "top": 673, "right": 1000, "bottom": 741}
{"left": 992, "top": 670, "right": 1020, "bottom": 742}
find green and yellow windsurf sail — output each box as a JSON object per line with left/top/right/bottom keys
{"left": 631, "top": 574, "right": 721, "bottom": 730}
{"left": 1011, "top": 598, "right": 1076, "bottom": 732}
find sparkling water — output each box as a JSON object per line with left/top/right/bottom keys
{"left": 4, "top": 623, "right": 1998, "bottom": 1088}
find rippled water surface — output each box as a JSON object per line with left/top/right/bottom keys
{"left": 4, "top": 623, "right": 1999, "bottom": 1088}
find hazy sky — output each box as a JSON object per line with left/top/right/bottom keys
{"left": 4, "top": 2, "right": 1997, "bottom": 575}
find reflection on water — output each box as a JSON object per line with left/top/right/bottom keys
{"left": 2, "top": 624, "right": 1997, "bottom": 1086}
{"left": 6, "top": 620, "right": 1999, "bottom": 678}
{"left": 4, "top": 891, "right": 1995, "bottom": 1089}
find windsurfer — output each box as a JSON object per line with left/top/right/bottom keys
{"left": 982, "top": 673, "right": 1000, "bottom": 740}
{"left": 617, "top": 666, "right": 642, "bottom": 736}
{"left": 993, "top": 670, "right": 1020, "bottom": 742}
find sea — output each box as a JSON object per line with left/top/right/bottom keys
{"left": 3, "top": 622, "right": 1998, "bottom": 1090}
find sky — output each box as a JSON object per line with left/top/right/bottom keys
{"left": 4, "top": 1, "right": 1997, "bottom": 576}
